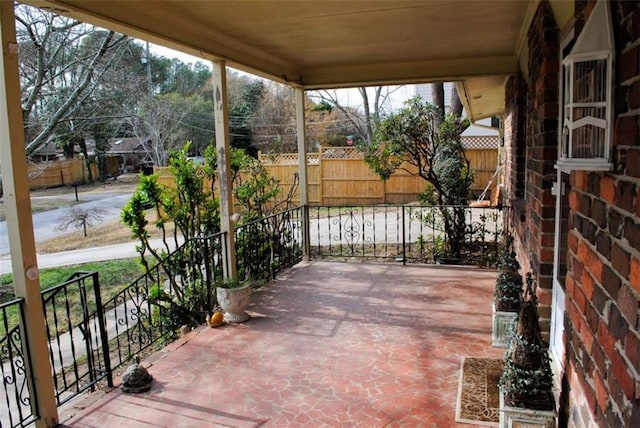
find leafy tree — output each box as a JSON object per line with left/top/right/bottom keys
{"left": 365, "top": 96, "right": 473, "bottom": 260}
{"left": 155, "top": 58, "right": 212, "bottom": 96}
{"left": 228, "top": 79, "right": 264, "bottom": 156}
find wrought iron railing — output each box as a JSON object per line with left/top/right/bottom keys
{"left": 1, "top": 298, "right": 37, "bottom": 428}
{"left": 4, "top": 203, "right": 506, "bottom": 423}
{"left": 98, "top": 232, "right": 225, "bottom": 371}
{"left": 41, "top": 271, "right": 111, "bottom": 406}
{"left": 309, "top": 205, "right": 507, "bottom": 266}
{"left": 235, "top": 206, "right": 303, "bottom": 283}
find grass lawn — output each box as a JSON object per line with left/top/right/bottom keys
{"left": 0, "top": 258, "right": 144, "bottom": 336}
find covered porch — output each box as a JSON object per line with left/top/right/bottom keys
{"left": 59, "top": 261, "right": 504, "bottom": 427}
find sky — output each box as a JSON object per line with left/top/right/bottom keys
{"left": 149, "top": 43, "right": 415, "bottom": 112}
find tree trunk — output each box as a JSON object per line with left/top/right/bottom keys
{"left": 450, "top": 84, "right": 464, "bottom": 117}
{"left": 431, "top": 82, "right": 444, "bottom": 127}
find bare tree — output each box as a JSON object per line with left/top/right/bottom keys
{"left": 16, "top": 4, "right": 131, "bottom": 156}
{"left": 312, "top": 86, "right": 403, "bottom": 145}
{"left": 57, "top": 207, "right": 106, "bottom": 237}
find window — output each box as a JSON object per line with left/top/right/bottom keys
{"left": 557, "top": 0, "right": 613, "bottom": 171}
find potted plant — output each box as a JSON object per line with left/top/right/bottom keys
{"left": 499, "top": 273, "right": 556, "bottom": 428}
{"left": 493, "top": 234, "right": 523, "bottom": 347}
{"left": 216, "top": 277, "right": 252, "bottom": 323}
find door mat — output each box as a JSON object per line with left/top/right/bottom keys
{"left": 455, "top": 357, "right": 503, "bottom": 426}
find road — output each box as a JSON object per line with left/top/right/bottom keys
{"left": 0, "top": 192, "right": 132, "bottom": 256}
{"left": 0, "top": 189, "right": 134, "bottom": 275}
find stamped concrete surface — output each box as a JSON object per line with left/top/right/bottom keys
{"left": 60, "top": 261, "right": 504, "bottom": 428}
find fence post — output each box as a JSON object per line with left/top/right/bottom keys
{"left": 203, "top": 237, "right": 212, "bottom": 309}
{"left": 92, "top": 272, "right": 112, "bottom": 388}
{"left": 318, "top": 147, "right": 324, "bottom": 205}
{"left": 402, "top": 205, "right": 407, "bottom": 265}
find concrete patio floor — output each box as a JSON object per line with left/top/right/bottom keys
{"left": 59, "top": 261, "right": 505, "bottom": 427}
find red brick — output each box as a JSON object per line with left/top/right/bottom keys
{"left": 573, "top": 170, "right": 587, "bottom": 190}
{"left": 540, "top": 233, "right": 555, "bottom": 247}
{"left": 573, "top": 256, "right": 584, "bottom": 278}
{"left": 574, "top": 285, "right": 587, "bottom": 313}
{"left": 597, "top": 320, "right": 616, "bottom": 360}
{"left": 566, "top": 275, "right": 576, "bottom": 295}
{"left": 569, "top": 190, "right": 581, "bottom": 211}
{"left": 625, "top": 331, "right": 640, "bottom": 374}
{"left": 627, "top": 149, "right": 640, "bottom": 178}
{"left": 577, "top": 239, "right": 590, "bottom": 264}
{"left": 600, "top": 176, "right": 616, "bottom": 204}
{"left": 617, "top": 286, "right": 638, "bottom": 328}
{"left": 626, "top": 220, "right": 640, "bottom": 253}
{"left": 581, "top": 269, "right": 595, "bottom": 299}
{"left": 611, "top": 349, "right": 636, "bottom": 400}
{"left": 630, "top": 80, "right": 640, "bottom": 110}
{"left": 616, "top": 181, "right": 636, "bottom": 213}
{"left": 637, "top": 188, "right": 640, "bottom": 217}
{"left": 539, "top": 288, "right": 553, "bottom": 306}
{"left": 568, "top": 232, "right": 579, "bottom": 253}
{"left": 568, "top": 299, "right": 581, "bottom": 326}
{"left": 594, "top": 368, "right": 608, "bottom": 411}
{"left": 580, "top": 316, "right": 595, "bottom": 352}
{"left": 620, "top": 45, "right": 639, "bottom": 83}
{"left": 590, "top": 256, "right": 604, "bottom": 283}
{"left": 540, "top": 247, "right": 554, "bottom": 263}
{"left": 631, "top": 257, "right": 640, "bottom": 294}
{"left": 614, "top": 116, "right": 640, "bottom": 146}
{"left": 611, "top": 244, "right": 631, "bottom": 280}
{"left": 584, "top": 379, "right": 597, "bottom": 414}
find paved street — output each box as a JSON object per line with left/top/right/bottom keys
{"left": 0, "top": 184, "right": 137, "bottom": 274}
{"left": 0, "top": 240, "right": 164, "bottom": 275}
{"left": 0, "top": 192, "right": 131, "bottom": 256}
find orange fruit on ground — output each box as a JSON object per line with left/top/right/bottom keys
{"left": 210, "top": 311, "right": 224, "bottom": 327}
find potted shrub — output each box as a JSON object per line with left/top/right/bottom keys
{"left": 499, "top": 273, "right": 556, "bottom": 428}
{"left": 493, "top": 234, "right": 523, "bottom": 347}
{"left": 216, "top": 278, "right": 252, "bottom": 323}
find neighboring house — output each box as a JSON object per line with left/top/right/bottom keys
{"left": 31, "top": 141, "right": 60, "bottom": 162}
{"left": 106, "top": 137, "right": 153, "bottom": 173}
{"left": 31, "top": 139, "right": 98, "bottom": 162}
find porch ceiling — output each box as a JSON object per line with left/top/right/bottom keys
{"left": 20, "top": 1, "right": 571, "bottom": 119}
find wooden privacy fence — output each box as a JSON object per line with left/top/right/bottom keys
{"left": 156, "top": 146, "right": 498, "bottom": 207}
{"left": 259, "top": 146, "right": 498, "bottom": 206}
{"left": 27, "top": 159, "right": 98, "bottom": 189}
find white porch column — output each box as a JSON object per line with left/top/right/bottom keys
{"left": 0, "top": 2, "right": 58, "bottom": 427}
{"left": 212, "top": 60, "right": 237, "bottom": 279}
{"left": 295, "top": 87, "right": 310, "bottom": 261}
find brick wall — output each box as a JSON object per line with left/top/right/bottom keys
{"left": 516, "top": 0, "right": 559, "bottom": 336}
{"left": 564, "top": 1, "right": 640, "bottom": 427}
{"left": 504, "top": 75, "right": 527, "bottom": 204}
{"left": 504, "top": 0, "right": 640, "bottom": 426}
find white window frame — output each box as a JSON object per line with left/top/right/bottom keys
{"left": 556, "top": 0, "right": 614, "bottom": 172}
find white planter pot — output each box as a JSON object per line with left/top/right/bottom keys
{"left": 492, "top": 303, "right": 518, "bottom": 348}
{"left": 216, "top": 284, "right": 252, "bottom": 323}
{"left": 499, "top": 391, "right": 556, "bottom": 428}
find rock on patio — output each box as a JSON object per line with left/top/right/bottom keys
{"left": 60, "top": 261, "right": 504, "bottom": 427}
